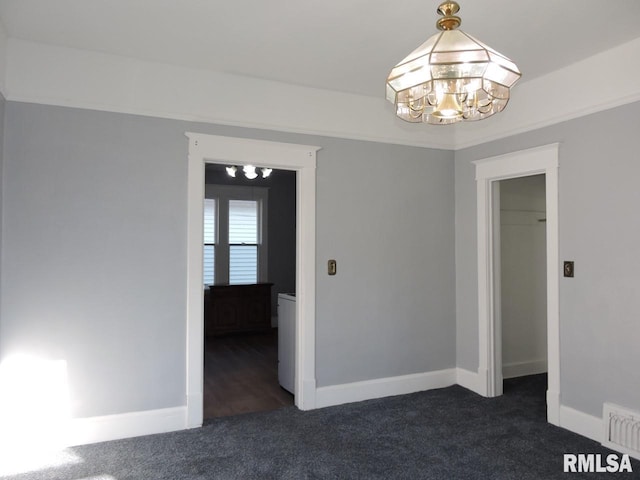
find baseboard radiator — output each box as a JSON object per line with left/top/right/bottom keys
{"left": 603, "top": 403, "right": 640, "bottom": 460}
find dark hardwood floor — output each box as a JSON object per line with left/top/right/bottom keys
{"left": 203, "top": 329, "right": 294, "bottom": 419}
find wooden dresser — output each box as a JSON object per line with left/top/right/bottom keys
{"left": 204, "top": 283, "right": 273, "bottom": 336}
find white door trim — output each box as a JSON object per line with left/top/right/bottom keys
{"left": 473, "top": 143, "right": 560, "bottom": 425}
{"left": 185, "top": 133, "right": 320, "bottom": 427}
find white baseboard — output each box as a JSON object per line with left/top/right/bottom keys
{"left": 67, "top": 406, "right": 188, "bottom": 446}
{"left": 503, "top": 359, "right": 548, "bottom": 379}
{"left": 315, "top": 368, "right": 456, "bottom": 409}
{"left": 58, "top": 385, "right": 614, "bottom": 461}
{"left": 559, "top": 404, "right": 602, "bottom": 444}
{"left": 456, "top": 367, "right": 484, "bottom": 395}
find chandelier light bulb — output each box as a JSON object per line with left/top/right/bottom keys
{"left": 261, "top": 168, "right": 273, "bottom": 178}
{"left": 226, "top": 166, "right": 237, "bottom": 177}
{"left": 432, "top": 93, "right": 464, "bottom": 120}
{"left": 243, "top": 165, "right": 258, "bottom": 180}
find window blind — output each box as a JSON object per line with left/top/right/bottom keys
{"left": 229, "top": 200, "right": 258, "bottom": 284}
{"left": 203, "top": 198, "right": 216, "bottom": 284}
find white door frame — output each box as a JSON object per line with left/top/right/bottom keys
{"left": 185, "top": 133, "right": 320, "bottom": 428}
{"left": 474, "top": 143, "right": 560, "bottom": 425}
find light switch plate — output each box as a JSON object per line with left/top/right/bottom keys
{"left": 563, "top": 261, "right": 574, "bottom": 278}
{"left": 328, "top": 259, "right": 337, "bottom": 275}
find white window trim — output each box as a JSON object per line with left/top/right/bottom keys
{"left": 205, "top": 185, "right": 269, "bottom": 285}
{"left": 186, "top": 132, "right": 320, "bottom": 428}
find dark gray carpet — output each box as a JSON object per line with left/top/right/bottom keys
{"left": 3, "top": 375, "right": 639, "bottom": 479}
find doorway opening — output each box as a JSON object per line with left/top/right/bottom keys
{"left": 474, "top": 143, "right": 560, "bottom": 426}
{"left": 202, "top": 164, "right": 296, "bottom": 418}
{"left": 185, "top": 133, "right": 320, "bottom": 428}
{"left": 496, "top": 175, "right": 548, "bottom": 407}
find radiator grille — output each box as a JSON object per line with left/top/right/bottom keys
{"left": 603, "top": 403, "right": 640, "bottom": 460}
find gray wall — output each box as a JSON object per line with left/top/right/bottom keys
{"left": 315, "top": 138, "right": 456, "bottom": 386}
{"left": 0, "top": 101, "right": 456, "bottom": 417}
{"left": 204, "top": 166, "right": 296, "bottom": 319}
{"left": 455, "top": 101, "right": 640, "bottom": 417}
{"left": 1, "top": 103, "right": 188, "bottom": 417}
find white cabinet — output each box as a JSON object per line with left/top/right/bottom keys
{"left": 277, "top": 293, "right": 296, "bottom": 394}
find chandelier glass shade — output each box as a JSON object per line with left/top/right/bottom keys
{"left": 385, "top": 1, "right": 521, "bottom": 125}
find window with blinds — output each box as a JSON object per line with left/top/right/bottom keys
{"left": 203, "top": 185, "right": 268, "bottom": 286}
{"left": 229, "top": 200, "right": 258, "bottom": 284}
{"left": 203, "top": 198, "right": 216, "bottom": 285}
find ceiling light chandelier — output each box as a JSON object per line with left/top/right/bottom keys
{"left": 385, "top": 1, "right": 521, "bottom": 125}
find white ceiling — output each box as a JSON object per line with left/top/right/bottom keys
{"left": 1, "top": 0, "right": 640, "bottom": 99}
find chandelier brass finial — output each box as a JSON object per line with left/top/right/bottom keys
{"left": 436, "top": 1, "right": 461, "bottom": 31}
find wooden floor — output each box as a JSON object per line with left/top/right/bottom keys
{"left": 203, "top": 329, "right": 294, "bottom": 419}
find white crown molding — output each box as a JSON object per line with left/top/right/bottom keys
{"left": 4, "top": 38, "right": 456, "bottom": 150}
{"left": 453, "top": 37, "right": 640, "bottom": 149}
{"left": 4, "top": 36, "right": 640, "bottom": 150}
